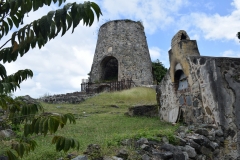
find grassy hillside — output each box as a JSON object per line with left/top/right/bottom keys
{"left": 21, "top": 87, "right": 178, "bottom": 160}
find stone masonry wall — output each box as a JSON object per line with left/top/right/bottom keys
{"left": 157, "top": 56, "right": 240, "bottom": 159}
{"left": 90, "top": 20, "right": 153, "bottom": 85}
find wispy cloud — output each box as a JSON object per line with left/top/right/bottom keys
{"left": 221, "top": 50, "right": 240, "bottom": 57}
{"left": 177, "top": 0, "right": 240, "bottom": 42}
{"left": 101, "top": 0, "right": 189, "bottom": 34}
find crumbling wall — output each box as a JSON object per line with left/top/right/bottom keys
{"left": 157, "top": 56, "right": 240, "bottom": 159}
{"left": 39, "top": 92, "right": 96, "bottom": 104}
{"left": 214, "top": 57, "right": 240, "bottom": 158}
{"left": 157, "top": 29, "right": 240, "bottom": 159}
{"left": 188, "top": 56, "right": 240, "bottom": 158}
{"left": 169, "top": 30, "right": 200, "bottom": 83}
{"left": 157, "top": 71, "right": 179, "bottom": 123}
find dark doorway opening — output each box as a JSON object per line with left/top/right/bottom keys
{"left": 174, "top": 70, "right": 188, "bottom": 91}
{"left": 101, "top": 56, "right": 118, "bottom": 81}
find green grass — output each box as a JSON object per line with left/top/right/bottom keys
{"left": 7, "top": 87, "right": 179, "bottom": 160}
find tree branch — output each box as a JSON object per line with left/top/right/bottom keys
{"left": 0, "top": 38, "right": 12, "bottom": 50}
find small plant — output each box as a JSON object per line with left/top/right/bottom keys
{"left": 167, "top": 134, "right": 180, "bottom": 145}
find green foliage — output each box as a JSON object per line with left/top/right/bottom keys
{"left": 23, "top": 112, "right": 76, "bottom": 137}
{"left": 0, "top": 0, "right": 102, "bottom": 159}
{"left": 0, "top": 95, "right": 79, "bottom": 159}
{"left": 0, "top": 0, "right": 102, "bottom": 93}
{"left": 9, "top": 138, "right": 37, "bottom": 158}
{"left": 52, "top": 136, "right": 79, "bottom": 152}
{"left": 152, "top": 59, "right": 168, "bottom": 84}
{"left": 0, "top": 69, "right": 33, "bottom": 94}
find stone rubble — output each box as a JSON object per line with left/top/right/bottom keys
{"left": 69, "top": 125, "right": 229, "bottom": 160}
{"left": 39, "top": 92, "right": 96, "bottom": 104}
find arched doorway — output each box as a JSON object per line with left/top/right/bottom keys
{"left": 174, "top": 70, "right": 188, "bottom": 91}
{"left": 100, "top": 56, "right": 118, "bottom": 81}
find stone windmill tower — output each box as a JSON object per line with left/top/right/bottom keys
{"left": 89, "top": 20, "right": 153, "bottom": 85}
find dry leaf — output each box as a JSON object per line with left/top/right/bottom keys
{"left": 12, "top": 41, "right": 19, "bottom": 53}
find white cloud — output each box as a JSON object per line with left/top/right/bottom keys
{"left": 190, "top": 34, "right": 200, "bottom": 41}
{"left": 101, "top": 0, "right": 189, "bottom": 34}
{"left": 177, "top": 0, "right": 240, "bottom": 42}
{"left": 221, "top": 50, "right": 240, "bottom": 57}
{"left": 149, "top": 47, "right": 161, "bottom": 60}
{"left": 232, "top": 0, "right": 240, "bottom": 9}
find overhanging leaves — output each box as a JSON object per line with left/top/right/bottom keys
{"left": 0, "top": 0, "right": 68, "bottom": 40}
{"left": 0, "top": 1, "right": 102, "bottom": 63}
{"left": 9, "top": 138, "right": 37, "bottom": 158}
{"left": 0, "top": 69, "right": 33, "bottom": 94}
{"left": 0, "top": 1, "right": 101, "bottom": 159}
{"left": 24, "top": 112, "right": 76, "bottom": 137}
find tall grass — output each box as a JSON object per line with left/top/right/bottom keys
{"left": 83, "top": 87, "right": 157, "bottom": 106}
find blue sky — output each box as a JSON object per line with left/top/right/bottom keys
{"left": 2, "top": 0, "right": 240, "bottom": 98}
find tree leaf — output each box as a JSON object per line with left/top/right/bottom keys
{"left": 6, "top": 150, "right": 18, "bottom": 160}
{"left": 11, "top": 31, "right": 17, "bottom": 46}
{"left": 63, "top": 138, "right": 70, "bottom": 152}
{"left": 63, "top": 3, "right": 72, "bottom": 11}
{"left": 47, "top": 11, "right": 55, "bottom": 23}
{"left": 31, "top": 37, "right": 37, "bottom": 48}
{"left": 54, "top": 9, "right": 64, "bottom": 35}
{"left": 0, "top": 63, "right": 7, "bottom": 79}
{"left": 12, "top": 41, "right": 19, "bottom": 53}
{"left": 19, "top": 143, "right": 25, "bottom": 158}
{"left": 26, "top": 0, "right": 32, "bottom": 12}
{"left": 24, "top": 124, "right": 31, "bottom": 136}
{"left": 7, "top": 18, "right": 14, "bottom": 30}
{"left": 45, "top": 0, "right": 51, "bottom": 6}
{"left": 88, "top": 8, "right": 94, "bottom": 26}
{"left": 39, "top": 16, "right": 49, "bottom": 39}
{"left": 3, "top": 20, "right": 9, "bottom": 35}
{"left": 33, "top": 20, "right": 39, "bottom": 37}
{"left": 34, "top": 118, "right": 40, "bottom": 134}
{"left": 56, "top": 137, "right": 61, "bottom": 151}
{"left": 90, "top": 2, "right": 102, "bottom": 21}
{"left": 66, "top": 14, "right": 72, "bottom": 30}
{"left": 43, "top": 117, "right": 49, "bottom": 136}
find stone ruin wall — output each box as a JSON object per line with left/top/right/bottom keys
{"left": 157, "top": 30, "right": 240, "bottom": 159}
{"left": 90, "top": 20, "right": 153, "bottom": 85}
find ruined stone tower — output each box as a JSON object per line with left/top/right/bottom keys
{"left": 157, "top": 30, "right": 240, "bottom": 159}
{"left": 89, "top": 20, "right": 153, "bottom": 85}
